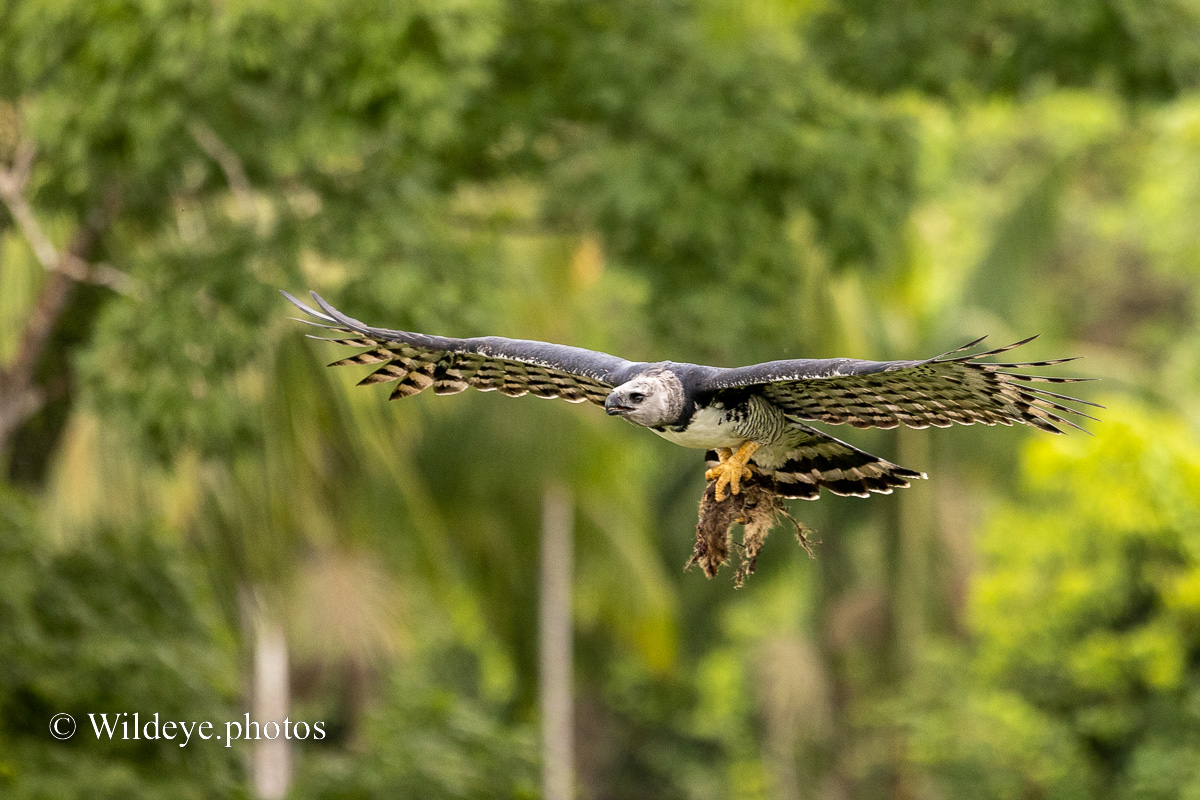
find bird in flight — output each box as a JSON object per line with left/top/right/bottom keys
{"left": 284, "top": 291, "right": 1098, "bottom": 504}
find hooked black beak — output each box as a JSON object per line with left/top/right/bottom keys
{"left": 605, "top": 394, "right": 632, "bottom": 416}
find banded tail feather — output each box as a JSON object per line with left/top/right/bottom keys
{"left": 706, "top": 422, "right": 926, "bottom": 501}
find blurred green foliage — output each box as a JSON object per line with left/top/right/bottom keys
{"left": 806, "top": 0, "right": 1200, "bottom": 99}
{"left": 898, "top": 402, "right": 1200, "bottom": 798}
{"left": 0, "top": 493, "right": 243, "bottom": 798}
{"left": 296, "top": 653, "right": 540, "bottom": 799}
{"left": 1, "top": 0, "right": 1198, "bottom": 797}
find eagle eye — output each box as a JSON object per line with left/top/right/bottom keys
{"left": 629, "top": 392, "right": 646, "bottom": 404}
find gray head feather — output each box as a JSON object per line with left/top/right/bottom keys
{"left": 603, "top": 368, "right": 686, "bottom": 428}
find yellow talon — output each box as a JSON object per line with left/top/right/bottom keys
{"left": 705, "top": 441, "right": 761, "bottom": 501}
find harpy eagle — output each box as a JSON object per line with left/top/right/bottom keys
{"left": 284, "top": 292, "right": 1097, "bottom": 504}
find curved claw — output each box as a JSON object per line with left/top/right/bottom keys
{"left": 705, "top": 442, "right": 762, "bottom": 502}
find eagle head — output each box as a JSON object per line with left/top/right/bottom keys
{"left": 604, "top": 368, "right": 686, "bottom": 428}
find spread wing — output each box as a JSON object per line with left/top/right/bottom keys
{"left": 283, "top": 291, "right": 641, "bottom": 405}
{"left": 700, "top": 337, "right": 1101, "bottom": 434}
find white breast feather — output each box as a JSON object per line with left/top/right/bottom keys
{"left": 651, "top": 405, "right": 746, "bottom": 450}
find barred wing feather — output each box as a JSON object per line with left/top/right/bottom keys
{"left": 702, "top": 338, "right": 1101, "bottom": 434}
{"left": 283, "top": 291, "right": 637, "bottom": 406}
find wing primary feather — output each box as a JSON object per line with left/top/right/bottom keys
{"left": 290, "top": 317, "right": 347, "bottom": 331}
{"left": 977, "top": 357, "right": 1080, "bottom": 368}
{"left": 931, "top": 336, "right": 989, "bottom": 359}
{"left": 305, "top": 335, "right": 376, "bottom": 346}
{"left": 1014, "top": 390, "right": 1101, "bottom": 422}
{"left": 282, "top": 290, "right": 337, "bottom": 322}
{"left": 994, "top": 372, "right": 1095, "bottom": 384}
{"left": 941, "top": 335, "right": 1040, "bottom": 362}
{"left": 310, "top": 292, "right": 373, "bottom": 333}
{"left": 1020, "top": 386, "right": 1106, "bottom": 409}
{"left": 1024, "top": 414, "right": 1064, "bottom": 434}
{"left": 288, "top": 316, "right": 328, "bottom": 326}
{"left": 1028, "top": 408, "right": 1090, "bottom": 435}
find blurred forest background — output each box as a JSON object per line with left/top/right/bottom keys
{"left": 2, "top": 0, "right": 1200, "bottom": 797}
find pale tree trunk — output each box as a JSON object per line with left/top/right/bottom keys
{"left": 540, "top": 483, "right": 574, "bottom": 800}
{"left": 888, "top": 426, "right": 932, "bottom": 676}
{"left": 882, "top": 426, "right": 934, "bottom": 799}
{"left": 246, "top": 591, "right": 292, "bottom": 800}
{"left": 815, "top": 530, "right": 856, "bottom": 800}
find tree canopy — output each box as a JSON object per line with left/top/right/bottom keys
{"left": 1, "top": 0, "right": 1197, "bottom": 797}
